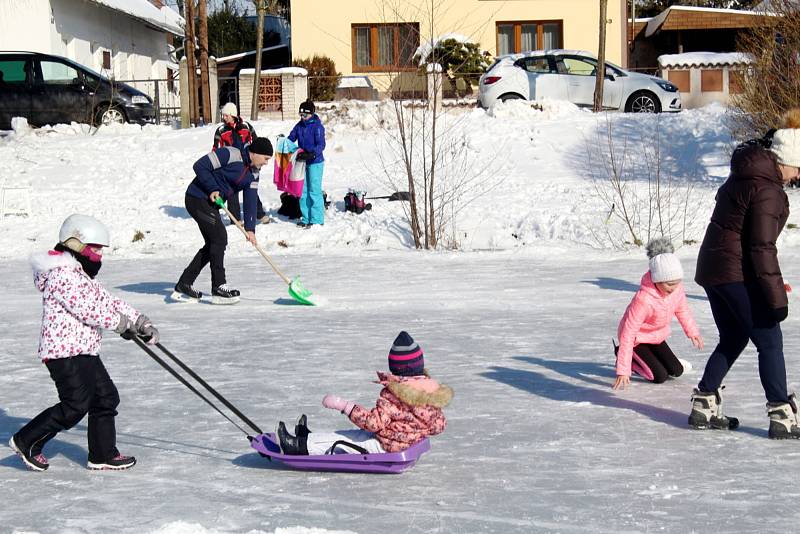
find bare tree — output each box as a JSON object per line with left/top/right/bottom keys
{"left": 250, "top": 0, "right": 266, "bottom": 120}
{"left": 184, "top": 0, "right": 199, "bottom": 124}
{"left": 364, "top": 0, "right": 498, "bottom": 249}
{"left": 593, "top": 0, "right": 608, "bottom": 112}
{"left": 585, "top": 114, "right": 703, "bottom": 249}
{"left": 198, "top": 0, "right": 212, "bottom": 124}
{"left": 730, "top": 0, "right": 800, "bottom": 139}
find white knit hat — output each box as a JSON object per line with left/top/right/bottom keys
{"left": 771, "top": 129, "right": 800, "bottom": 168}
{"left": 646, "top": 237, "right": 684, "bottom": 283}
{"left": 220, "top": 102, "right": 237, "bottom": 117}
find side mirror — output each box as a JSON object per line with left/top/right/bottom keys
{"left": 605, "top": 73, "right": 616, "bottom": 82}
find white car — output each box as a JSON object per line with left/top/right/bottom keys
{"left": 478, "top": 49, "right": 681, "bottom": 113}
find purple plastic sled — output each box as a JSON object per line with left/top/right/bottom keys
{"left": 249, "top": 433, "right": 430, "bottom": 474}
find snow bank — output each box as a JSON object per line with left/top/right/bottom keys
{"left": 0, "top": 102, "right": 745, "bottom": 260}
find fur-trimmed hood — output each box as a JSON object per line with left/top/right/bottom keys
{"left": 375, "top": 371, "right": 453, "bottom": 408}
{"left": 30, "top": 250, "right": 83, "bottom": 292}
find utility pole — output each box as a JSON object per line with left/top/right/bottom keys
{"left": 251, "top": 0, "right": 266, "bottom": 120}
{"left": 198, "top": 0, "right": 211, "bottom": 124}
{"left": 593, "top": 0, "right": 608, "bottom": 112}
{"left": 184, "top": 0, "right": 199, "bottom": 124}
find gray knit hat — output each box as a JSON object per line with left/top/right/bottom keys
{"left": 647, "top": 238, "right": 683, "bottom": 283}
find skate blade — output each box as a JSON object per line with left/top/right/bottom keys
{"left": 211, "top": 295, "right": 240, "bottom": 305}
{"left": 169, "top": 291, "right": 200, "bottom": 303}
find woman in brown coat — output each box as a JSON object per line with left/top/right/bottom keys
{"left": 689, "top": 114, "right": 800, "bottom": 439}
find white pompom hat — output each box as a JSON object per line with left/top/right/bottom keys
{"left": 647, "top": 237, "right": 684, "bottom": 283}
{"left": 771, "top": 129, "right": 800, "bottom": 168}
{"left": 220, "top": 102, "right": 238, "bottom": 117}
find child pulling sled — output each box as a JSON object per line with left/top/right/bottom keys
{"left": 10, "top": 214, "right": 160, "bottom": 471}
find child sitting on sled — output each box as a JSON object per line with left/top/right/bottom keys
{"left": 277, "top": 331, "right": 453, "bottom": 455}
{"left": 612, "top": 238, "right": 704, "bottom": 390}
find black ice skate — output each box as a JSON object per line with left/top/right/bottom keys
{"left": 767, "top": 394, "right": 800, "bottom": 439}
{"left": 87, "top": 453, "right": 136, "bottom": 470}
{"left": 211, "top": 284, "right": 240, "bottom": 305}
{"left": 688, "top": 388, "right": 739, "bottom": 430}
{"left": 171, "top": 282, "right": 202, "bottom": 303}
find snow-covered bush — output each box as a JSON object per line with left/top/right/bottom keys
{"left": 414, "top": 35, "right": 491, "bottom": 97}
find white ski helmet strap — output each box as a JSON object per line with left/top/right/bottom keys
{"left": 58, "top": 214, "right": 111, "bottom": 247}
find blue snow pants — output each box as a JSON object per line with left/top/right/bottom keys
{"left": 300, "top": 162, "right": 325, "bottom": 225}
{"left": 698, "top": 282, "right": 788, "bottom": 403}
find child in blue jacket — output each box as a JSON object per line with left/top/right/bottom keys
{"left": 288, "top": 100, "right": 326, "bottom": 227}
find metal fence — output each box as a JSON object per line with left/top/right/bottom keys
{"left": 117, "top": 78, "right": 181, "bottom": 125}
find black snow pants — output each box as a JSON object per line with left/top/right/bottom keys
{"left": 633, "top": 341, "right": 684, "bottom": 384}
{"left": 179, "top": 194, "right": 227, "bottom": 288}
{"left": 14, "top": 355, "right": 121, "bottom": 463}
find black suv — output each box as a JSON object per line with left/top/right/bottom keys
{"left": 0, "top": 51, "right": 156, "bottom": 129}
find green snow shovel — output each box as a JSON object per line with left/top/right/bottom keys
{"left": 215, "top": 197, "right": 316, "bottom": 306}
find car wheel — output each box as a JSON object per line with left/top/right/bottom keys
{"left": 625, "top": 91, "right": 661, "bottom": 113}
{"left": 96, "top": 105, "right": 127, "bottom": 126}
{"left": 499, "top": 93, "right": 525, "bottom": 103}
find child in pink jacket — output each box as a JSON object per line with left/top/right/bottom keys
{"left": 9, "top": 215, "right": 159, "bottom": 472}
{"left": 613, "top": 238, "right": 704, "bottom": 390}
{"left": 276, "top": 331, "right": 453, "bottom": 455}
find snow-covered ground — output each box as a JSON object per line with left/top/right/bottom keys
{"left": 3, "top": 103, "right": 800, "bottom": 533}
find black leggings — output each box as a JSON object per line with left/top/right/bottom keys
{"left": 14, "top": 355, "right": 121, "bottom": 463}
{"left": 180, "top": 194, "right": 227, "bottom": 288}
{"left": 634, "top": 341, "right": 684, "bottom": 384}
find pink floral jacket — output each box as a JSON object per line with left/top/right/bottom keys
{"left": 31, "top": 250, "right": 140, "bottom": 361}
{"left": 348, "top": 371, "right": 453, "bottom": 453}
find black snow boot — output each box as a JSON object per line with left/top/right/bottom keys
{"left": 9, "top": 435, "right": 49, "bottom": 472}
{"left": 211, "top": 284, "right": 240, "bottom": 305}
{"left": 277, "top": 421, "right": 308, "bottom": 455}
{"left": 688, "top": 388, "right": 739, "bottom": 430}
{"left": 767, "top": 394, "right": 800, "bottom": 439}
{"left": 172, "top": 281, "right": 202, "bottom": 302}
{"left": 295, "top": 414, "right": 312, "bottom": 439}
{"left": 87, "top": 453, "right": 136, "bottom": 470}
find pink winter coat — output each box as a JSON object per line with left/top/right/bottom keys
{"left": 31, "top": 250, "right": 140, "bottom": 361}
{"left": 348, "top": 371, "right": 453, "bottom": 453}
{"left": 615, "top": 271, "right": 700, "bottom": 376}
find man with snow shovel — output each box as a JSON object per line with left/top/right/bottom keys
{"left": 173, "top": 137, "right": 273, "bottom": 305}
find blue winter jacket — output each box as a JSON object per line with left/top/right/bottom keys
{"left": 288, "top": 114, "right": 326, "bottom": 164}
{"left": 186, "top": 146, "right": 261, "bottom": 231}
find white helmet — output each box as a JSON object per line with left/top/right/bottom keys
{"left": 59, "top": 214, "right": 110, "bottom": 247}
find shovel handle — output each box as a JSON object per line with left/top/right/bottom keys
{"left": 215, "top": 198, "right": 291, "bottom": 285}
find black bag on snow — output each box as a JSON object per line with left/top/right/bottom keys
{"left": 277, "top": 192, "right": 302, "bottom": 220}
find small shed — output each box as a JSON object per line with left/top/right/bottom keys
{"left": 658, "top": 52, "right": 751, "bottom": 109}
{"left": 238, "top": 67, "right": 308, "bottom": 121}
{"left": 629, "top": 6, "right": 766, "bottom": 72}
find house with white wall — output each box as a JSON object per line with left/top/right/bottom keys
{"left": 0, "top": 0, "right": 183, "bottom": 83}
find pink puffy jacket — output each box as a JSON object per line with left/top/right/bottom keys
{"left": 32, "top": 250, "right": 140, "bottom": 361}
{"left": 348, "top": 371, "right": 453, "bottom": 453}
{"left": 615, "top": 271, "right": 700, "bottom": 377}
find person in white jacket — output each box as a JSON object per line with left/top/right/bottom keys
{"left": 9, "top": 214, "right": 159, "bottom": 472}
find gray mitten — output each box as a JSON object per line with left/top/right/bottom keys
{"left": 134, "top": 315, "right": 160, "bottom": 345}
{"left": 115, "top": 312, "right": 136, "bottom": 340}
